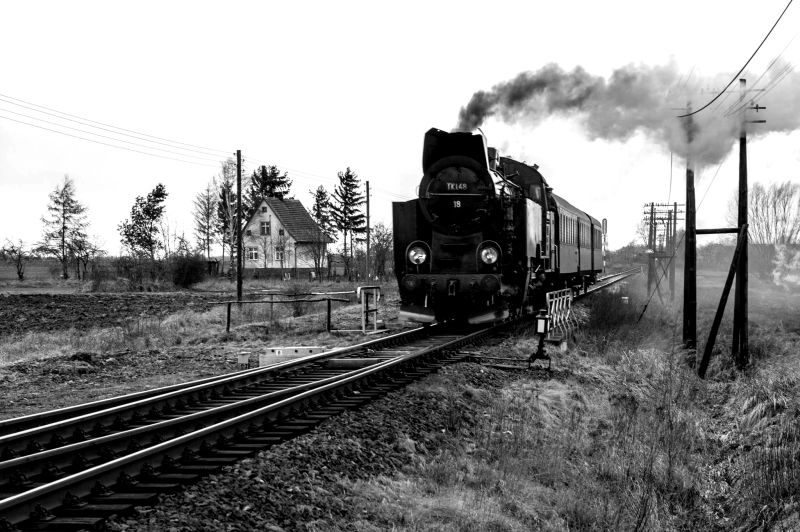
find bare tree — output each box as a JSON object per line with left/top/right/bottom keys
{"left": 259, "top": 232, "right": 272, "bottom": 269}
{"left": 727, "top": 181, "right": 800, "bottom": 245}
{"left": 1, "top": 239, "right": 32, "bottom": 281}
{"left": 369, "top": 222, "right": 393, "bottom": 280}
{"left": 70, "top": 236, "right": 105, "bottom": 280}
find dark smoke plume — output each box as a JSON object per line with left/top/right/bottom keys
{"left": 456, "top": 62, "right": 800, "bottom": 168}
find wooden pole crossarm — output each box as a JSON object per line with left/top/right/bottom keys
{"left": 696, "top": 227, "right": 740, "bottom": 235}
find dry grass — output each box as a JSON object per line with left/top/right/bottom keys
{"left": 0, "top": 281, "right": 401, "bottom": 367}
{"left": 336, "top": 274, "right": 800, "bottom": 531}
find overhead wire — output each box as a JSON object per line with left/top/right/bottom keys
{"left": 721, "top": 26, "right": 800, "bottom": 116}
{"left": 678, "top": 0, "right": 793, "bottom": 118}
{"left": 0, "top": 92, "right": 230, "bottom": 157}
{"left": 0, "top": 113, "right": 218, "bottom": 167}
{"left": 0, "top": 107, "right": 222, "bottom": 163}
{"left": 0, "top": 92, "right": 414, "bottom": 201}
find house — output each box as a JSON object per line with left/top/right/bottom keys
{"left": 242, "top": 198, "right": 333, "bottom": 279}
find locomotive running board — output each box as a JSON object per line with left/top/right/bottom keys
{"left": 399, "top": 305, "right": 436, "bottom": 323}
{"left": 467, "top": 309, "right": 509, "bottom": 325}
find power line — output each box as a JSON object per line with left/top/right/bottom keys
{"left": 724, "top": 62, "right": 794, "bottom": 116}
{"left": 0, "top": 92, "right": 230, "bottom": 157}
{"left": 0, "top": 106, "right": 222, "bottom": 163}
{"left": 0, "top": 91, "right": 415, "bottom": 201}
{"left": 0, "top": 95, "right": 225, "bottom": 159}
{"left": 678, "top": 0, "right": 793, "bottom": 118}
{"left": 0, "top": 113, "right": 218, "bottom": 167}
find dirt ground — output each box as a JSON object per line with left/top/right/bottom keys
{"left": 0, "top": 292, "right": 226, "bottom": 336}
{"left": 0, "top": 283, "right": 400, "bottom": 420}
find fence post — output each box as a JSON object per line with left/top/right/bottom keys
{"left": 327, "top": 298, "right": 332, "bottom": 332}
{"left": 269, "top": 293, "right": 274, "bottom": 323}
{"left": 226, "top": 302, "right": 232, "bottom": 333}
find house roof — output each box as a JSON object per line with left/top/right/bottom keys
{"left": 253, "top": 198, "right": 334, "bottom": 243}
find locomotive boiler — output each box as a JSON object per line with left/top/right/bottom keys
{"left": 393, "top": 128, "right": 605, "bottom": 324}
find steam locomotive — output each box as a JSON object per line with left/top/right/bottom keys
{"left": 393, "top": 128, "right": 605, "bottom": 324}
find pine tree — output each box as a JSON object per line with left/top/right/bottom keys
{"left": 307, "top": 185, "right": 334, "bottom": 280}
{"left": 39, "top": 175, "right": 89, "bottom": 279}
{"left": 119, "top": 184, "right": 168, "bottom": 260}
{"left": 332, "top": 167, "right": 366, "bottom": 278}
{"left": 310, "top": 185, "right": 335, "bottom": 237}
{"left": 245, "top": 165, "right": 292, "bottom": 219}
{"left": 193, "top": 179, "right": 217, "bottom": 261}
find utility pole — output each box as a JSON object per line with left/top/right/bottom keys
{"left": 236, "top": 149, "right": 243, "bottom": 302}
{"left": 365, "top": 180, "right": 370, "bottom": 280}
{"left": 643, "top": 202, "right": 683, "bottom": 302}
{"left": 732, "top": 79, "right": 747, "bottom": 366}
{"left": 683, "top": 167, "right": 697, "bottom": 350}
{"left": 670, "top": 201, "right": 677, "bottom": 301}
{"left": 730, "top": 79, "right": 765, "bottom": 368}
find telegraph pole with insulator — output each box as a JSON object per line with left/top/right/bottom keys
{"left": 731, "top": 79, "right": 766, "bottom": 368}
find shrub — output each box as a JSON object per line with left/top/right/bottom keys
{"left": 285, "top": 282, "right": 312, "bottom": 317}
{"left": 170, "top": 254, "right": 207, "bottom": 288}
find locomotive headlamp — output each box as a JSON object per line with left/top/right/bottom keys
{"left": 479, "top": 246, "right": 499, "bottom": 265}
{"left": 408, "top": 246, "right": 428, "bottom": 265}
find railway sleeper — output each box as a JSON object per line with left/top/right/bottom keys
{"left": 25, "top": 516, "right": 106, "bottom": 532}
{"left": 58, "top": 503, "right": 135, "bottom": 518}
{"left": 86, "top": 490, "right": 157, "bottom": 506}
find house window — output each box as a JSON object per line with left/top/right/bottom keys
{"left": 261, "top": 206, "right": 267, "bottom": 213}
{"left": 278, "top": 228, "right": 285, "bottom": 237}
{"left": 260, "top": 221, "right": 270, "bottom": 236}
{"left": 275, "top": 245, "right": 285, "bottom": 261}
{"left": 246, "top": 247, "right": 258, "bottom": 260}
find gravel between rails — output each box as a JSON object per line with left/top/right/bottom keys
{"left": 105, "top": 363, "right": 517, "bottom": 532}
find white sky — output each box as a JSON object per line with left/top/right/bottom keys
{"left": 1, "top": 0, "right": 799, "bottom": 252}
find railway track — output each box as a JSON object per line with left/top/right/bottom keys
{"left": 580, "top": 267, "right": 641, "bottom": 299}
{"left": 0, "top": 324, "right": 499, "bottom": 531}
